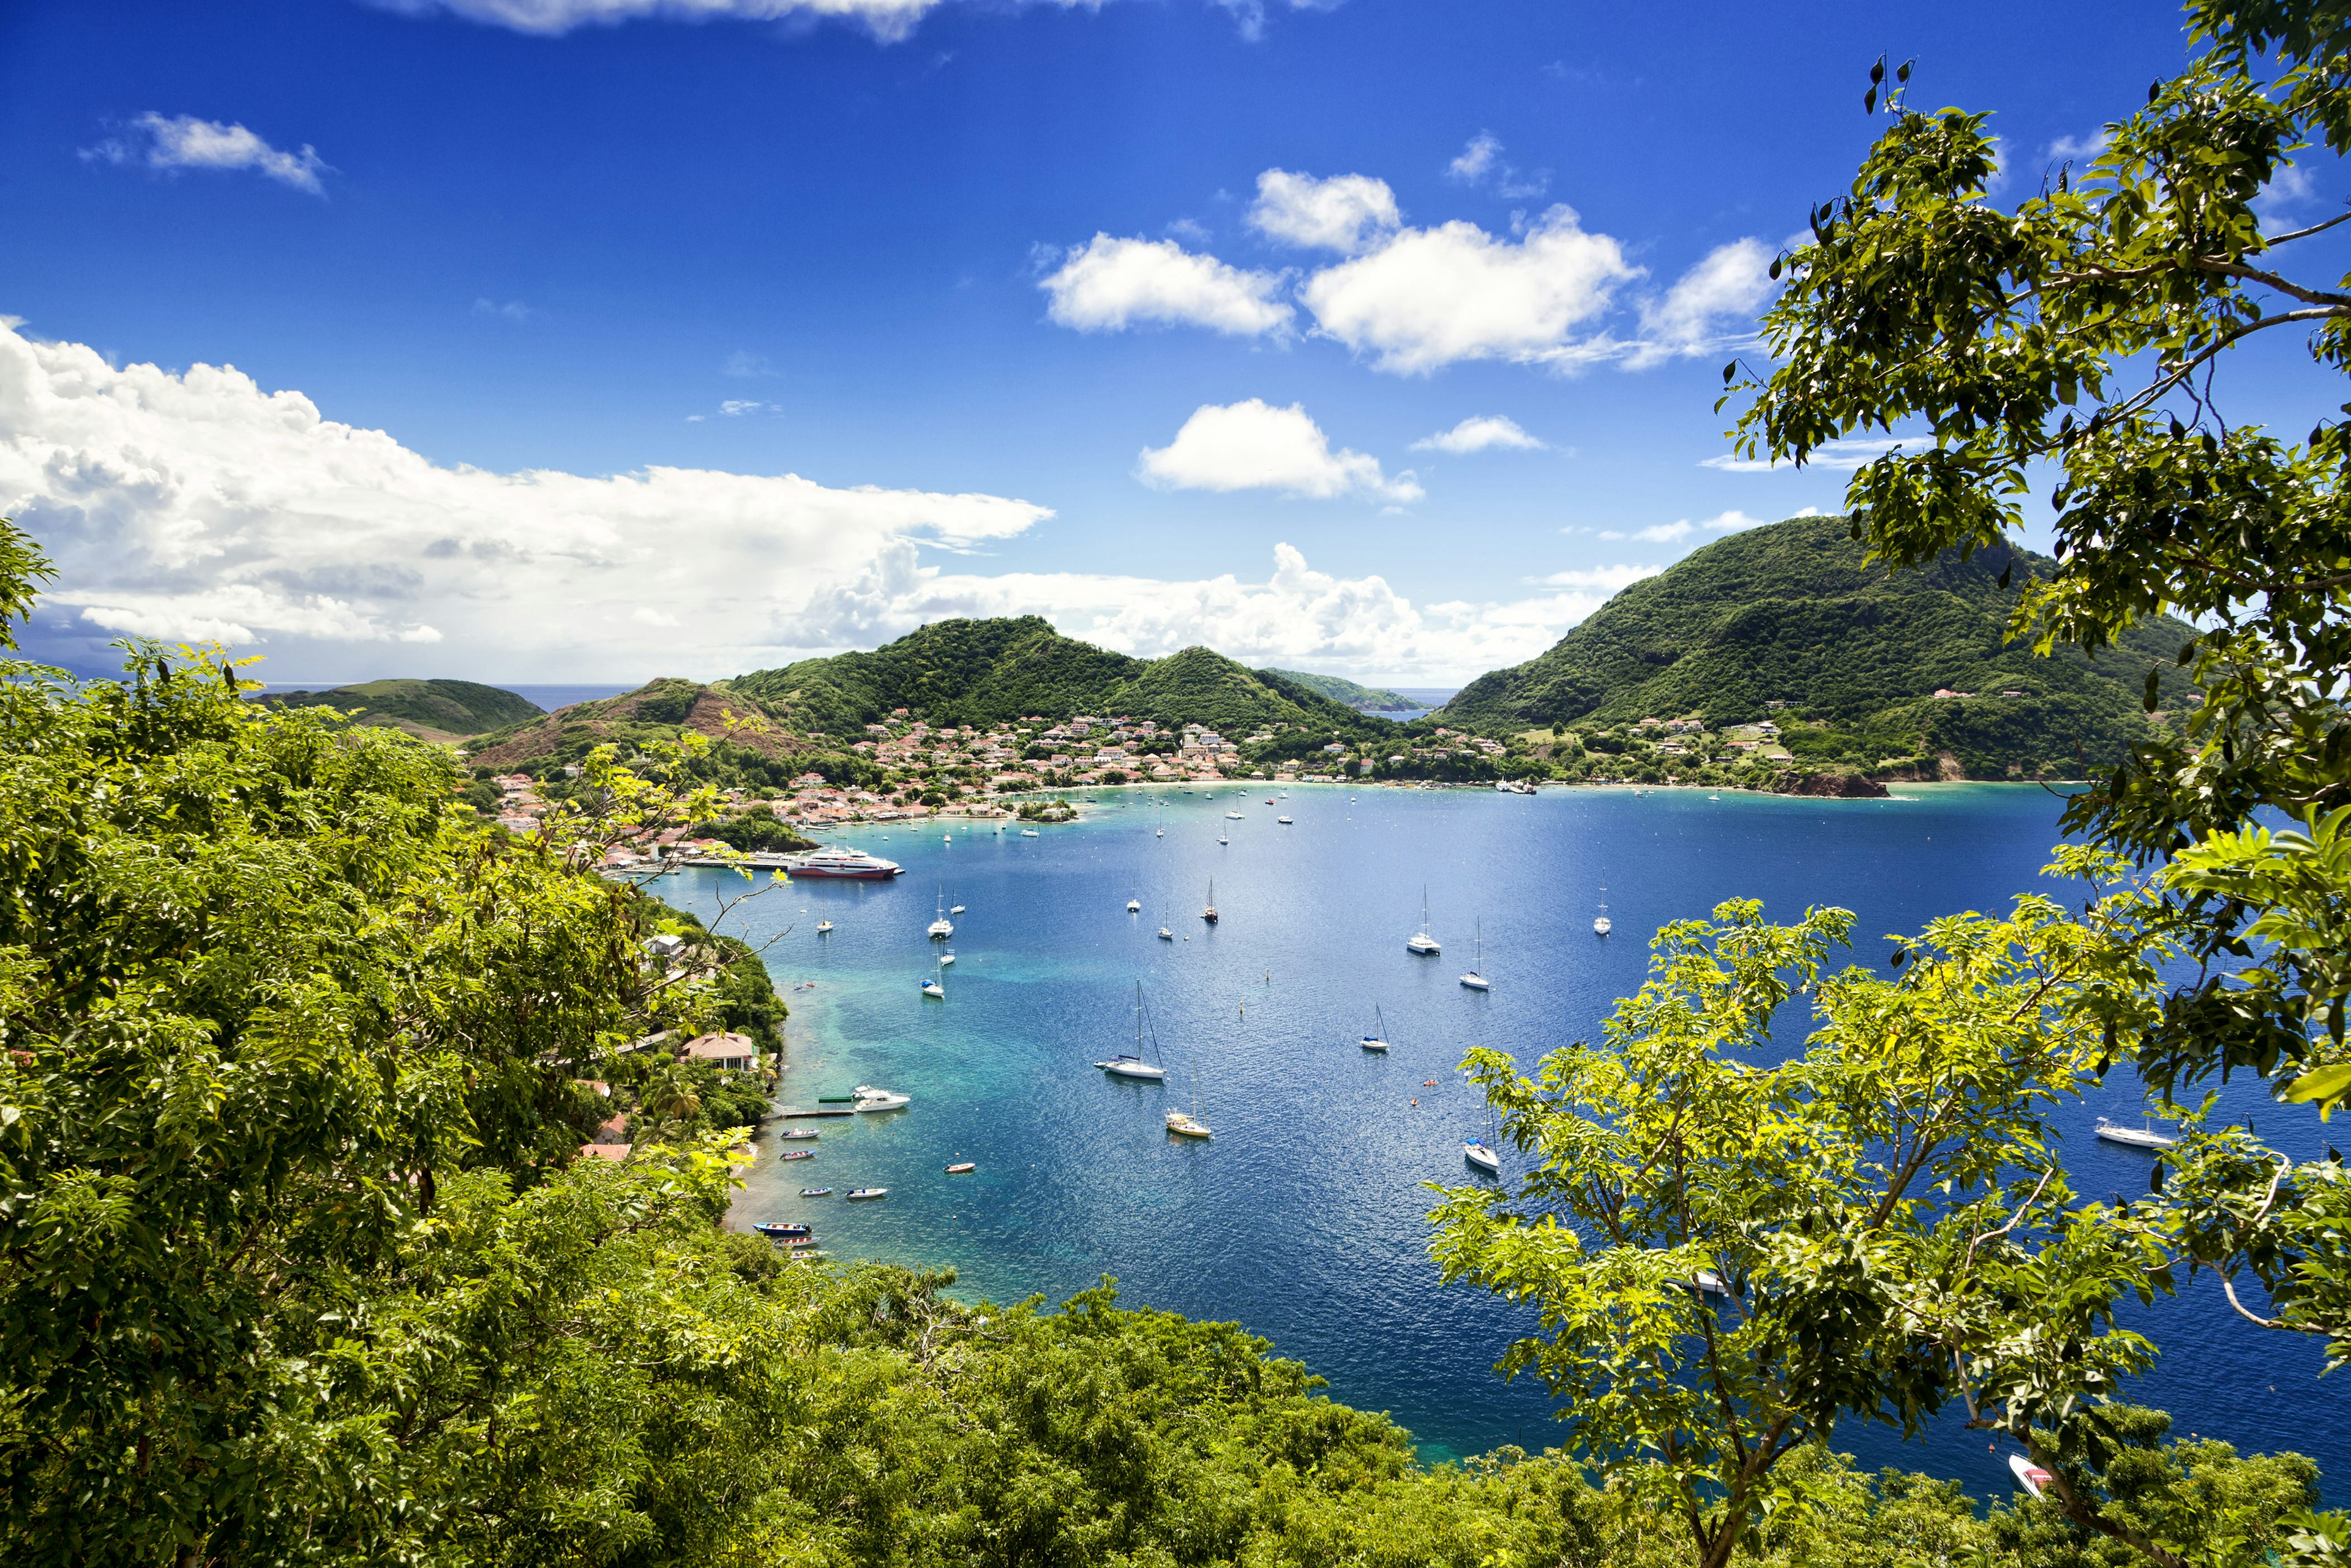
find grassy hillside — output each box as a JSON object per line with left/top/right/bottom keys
{"left": 262, "top": 677, "right": 543, "bottom": 740}
{"left": 1441, "top": 515, "right": 2198, "bottom": 778}
{"left": 730, "top": 617, "right": 1393, "bottom": 738}
{"left": 1261, "top": 668, "right": 1417, "bottom": 711}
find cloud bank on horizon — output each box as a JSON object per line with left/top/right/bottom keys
{"left": 0, "top": 320, "right": 1656, "bottom": 683}
{"left": 370, "top": 0, "right": 1319, "bottom": 42}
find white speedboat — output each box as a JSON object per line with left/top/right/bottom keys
{"left": 2095, "top": 1118, "right": 2178, "bottom": 1149}
{"left": 2008, "top": 1453, "right": 2054, "bottom": 1500}
{"left": 1594, "top": 885, "right": 1612, "bottom": 937}
{"left": 1463, "top": 1139, "right": 1501, "bottom": 1174}
{"left": 1360, "top": 1003, "right": 1389, "bottom": 1052}
{"left": 1459, "top": 920, "right": 1491, "bottom": 991}
{"left": 1166, "top": 1110, "right": 1212, "bottom": 1139}
{"left": 1021, "top": 828, "right": 1040, "bottom": 836}
{"left": 1406, "top": 887, "right": 1441, "bottom": 955}
{"left": 852, "top": 1085, "right": 910, "bottom": 1111}
{"left": 846, "top": 1187, "right": 887, "bottom": 1200}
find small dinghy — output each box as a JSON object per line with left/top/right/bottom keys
{"left": 778, "top": 1129, "right": 819, "bottom": 1141}
{"left": 846, "top": 1187, "right": 888, "bottom": 1201}
{"left": 1021, "top": 828, "right": 1040, "bottom": 836}
{"left": 944, "top": 1161, "right": 977, "bottom": 1174}
{"left": 799, "top": 1187, "right": 833, "bottom": 1197}
{"left": 752, "top": 1221, "right": 811, "bottom": 1238}
{"left": 779, "top": 1149, "right": 816, "bottom": 1161}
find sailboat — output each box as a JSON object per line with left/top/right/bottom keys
{"left": 1158, "top": 899, "right": 1174, "bottom": 940}
{"left": 1592, "top": 886, "right": 1612, "bottom": 937}
{"left": 920, "top": 953, "right": 945, "bottom": 999}
{"left": 1201, "top": 879, "right": 1218, "bottom": 924}
{"left": 926, "top": 887, "right": 954, "bottom": 940}
{"left": 1360, "top": 1004, "right": 1389, "bottom": 1052}
{"left": 1166, "top": 1033, "right": 1212, "bottom": 1138}
{"left": 1096, "top": 981, "right": 1169, "bottom": 1080}
{"left": 2094, "top": 1117, "right": 2178, "bottom": 1150}
{"left": 1464, "top": 1098, "right": 1501, "bottom": 1173}
{"left": 1459, "top": 920, "right": 1490, "bottom": 990}
{"left": 1218, "top": 825, "right": 1229, "bottom": 846}
{"left": 816, "top": 919, "right": 833, "bottom": 934}
{"left": 1406, "top": 887, "right": 1441, "bottom": 955}
{"left": 1126, "top": 887, "right": 1141, "bottom": 913}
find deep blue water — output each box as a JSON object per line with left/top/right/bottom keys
{"left": 647, "top": 782, "right": 2347, "bottom": 1493}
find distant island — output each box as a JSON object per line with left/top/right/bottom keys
{"left": 259, "top": 677, "right": 544, "bottom": 741}
{"left": 305, "top": 516, "right": 2198, "bottom": 840}
{"left": 1259, "top": 669, "right": 1419, "bottom": 712}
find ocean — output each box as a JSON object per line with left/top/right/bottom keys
{"left": 644, "top": 782, "right": 2348, "bottom": 1493}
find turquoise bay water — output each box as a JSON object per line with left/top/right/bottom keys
{"left": 648, "top": 783, "right": 2347, "bottom": 1489}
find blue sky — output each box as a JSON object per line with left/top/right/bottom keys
{"left": 0, "top": 0, "right": 2303, "bottom": 684}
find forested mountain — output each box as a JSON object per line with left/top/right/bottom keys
{"left": 730, "top": 617, "right": 1392, "bottom": 738}
{"left": 1440, "top": 514, "right": 2199, "bottom": 777}
{"left": 261, "top": 677, "right": 543, "bottom": 739}
{"left": 1262, "top": 668, "right": 1417, "bottom": 711}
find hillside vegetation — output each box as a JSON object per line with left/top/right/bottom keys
{"left": 1263, "top": 667, "right": 1418, "bottom": 711}
{"left": 730, "top": 616, "right": 1395, "bottom": 739}
{"left": 1441, "top": 515, "right": 2199, "bottom": 778}
{"left": 262, "top": 677, "right": 544, "bottom": 739}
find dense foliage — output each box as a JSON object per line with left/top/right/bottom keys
{"left": 261, "top": 676, "right": 547, "bottom": 738}
{"left": 1438, "top": 516, "right": 2194, "bottom": 778}
{"left": 730, "top": 616, "right": 1397, "bottom": 740}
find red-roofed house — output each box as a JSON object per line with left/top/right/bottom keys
{"left": 681, "top": 1031, "right": 758, "bottom": 1071}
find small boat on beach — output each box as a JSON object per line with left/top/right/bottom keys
{"left": 847, "top": 1187, "right": 888, "bottom": 1200}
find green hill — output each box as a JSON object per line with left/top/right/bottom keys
{"left": 729, "top": 617, "right": 1392, "bottom": 738}
{"left": 1262, "top": 669, "right": 1417, "bottom": 711}
{"left": 1439, "top": 515, "right": 2199, "bottom": 780}
{"left": 262, "top": 678, "right": 543, "bottom": 740}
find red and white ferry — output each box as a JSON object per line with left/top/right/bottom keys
{"left": 782, "top": 846, "right": 904, "bottom": 879}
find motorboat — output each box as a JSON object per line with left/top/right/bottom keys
{"left": 2009, "top": 1454, "right": 2054, "bottom": 1500}
{"left": 1463, "top": 1139, "right": 1501, "bottom": 1174}
{"left": 1691, "top": 1270, "right": 1730, "bottom": 1297}
{"left": 778, "top": 1129, "right": 819, "bottom": 1140}
{"left": 1460, "top": 920, "right": 1491, "bottom": 991}
{"left": 1360, "top": 1003, "right": 1389, "bottom": 1052}
{"left": 779, "top": 1149, "right": 816, "bottom": 1161}
{"left": 945, "top": 1161, "right": 977, "bottom": 1174}
{"left": 852, "top": 1085, "right": 910, "bottom": 1111}
{"left": 2095, "top": 1118, "right": 2178, "bottom": 1149}
{"left": 1277, "top": 815, "right": 1292, "bottom": 824}
{"left": 1407, "top": 887, "right": 1441, "bottom": 955}
{"left": 1594, "top": 885, "right": 1613, "bottom": 937}
{"left": 1225, "top": 810, "right": 1245, "bottom": 820}
{"left": 781, "top": 846, "right": 904, "bottom": 879}
{"left": 816, "top": 920, "right": 834, "bottom": 934}
{"left": 799, "top": 1187, "right": 832, "bottom": 1196}
{"left": 1022, "top": 828, "right": 1040, "bottom": 836}
{"left": 1166, "top": 1110, "right": 1212, "bottom": 1139}
{"left": 752, "top": 1221, "right": 811, "bottom": 1238}
{"left": 846, "top": 1187, "right": 887, "bottom": 1200}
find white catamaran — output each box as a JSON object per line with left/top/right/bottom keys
{"left": 1593, "top": 885, "right": 1612, "bottom": 937}
{"left": 1406, "top": 887, "right": 1441, "bottom": 955}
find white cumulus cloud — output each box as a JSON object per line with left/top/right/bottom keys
{"left": 83, "top": 114, "right": 331, "bottom": 195}
{"left": 1248, "top": 170, "right": 1401, "bottom": 255}
{"left": 0, "top": 320, "right": 1052, "bottom": 679}
{"left": 1037, "top": 234, "right": 1294, "bottom": 337}
{"left": 799, "top": 541, "right": 1607, "bottom": 680}
{"left": 1596, "top": 508, "right": 1788, "bottom": 544}
{"left": 1411, "top": 415, "right": 1545, "bottom": 454}
{"left": 1630, "top": 238, "right": 1774, "bottom": 366}
{"left": 1533, "top": 563, "right": 1657, "bottom": 590}
{"left": 380, "top": 0, "right": 953, "bottom": 43}
{"left": 1136, "top": 399, "right": 1422, "bottom": 503}
{"left": 1299, "top": 205, "right": 1637, "bottom": 375}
